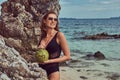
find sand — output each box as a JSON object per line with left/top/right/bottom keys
{"left": 60, "top": 59, "right": 120, "bottom": 80}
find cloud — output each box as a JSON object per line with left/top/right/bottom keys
{"left": 100, "top": 1, "right": 111, "bottom": 4}
{"left": 89, "top": 0, "right": 120, "bottom": 5}
{"left": 59, "top": 0, "right": 71, "bottom": 5}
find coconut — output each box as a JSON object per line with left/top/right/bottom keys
{"left": 36, "top": 49, "right": 49, "bottom": 63}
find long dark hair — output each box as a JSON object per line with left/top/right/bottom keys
{"left": 41, "top": 11, "right": 60, "bottom": 39}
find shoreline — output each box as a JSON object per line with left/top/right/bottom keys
{"left": 60, "top": 59, "right": 120, "bottom": 80}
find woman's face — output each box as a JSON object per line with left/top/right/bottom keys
{"left": 44, "top": 13, "right": 58, "bottom": 29}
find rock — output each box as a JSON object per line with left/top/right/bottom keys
{"left": 0, "top": 36, "right": 48, "bottom": 80}
{"left": 94, "top": 51, "right": 105, "bottom": 60}
{"left": 83, "top": 51, "right": 105, "bottom": 60}
{"left": 86, "top": 53, "right": 95, "bottom": 60}
{"left": 0, "top": 0, "right": 61, "bottom": 56}
{"left": 82, "top": 32, "right": 120, "bottom": 40}
{"left": 0, "top": 73, "right": 11, "bottom": 80}
{"left": 80, "top": 76, "right": 88, "bottom": 79}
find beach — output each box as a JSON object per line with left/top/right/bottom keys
{"left": 0, "top": 0, "right": 120, "bottom": 80}
{"left": 60, "top": 59, "right": 120, "bottom": 80}
{"left": 59, "top": 18, "right": 120, "bottom": 80}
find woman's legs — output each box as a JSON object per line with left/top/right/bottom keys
{"left": 48, "top": 71, "right": 60, "bottom": 80}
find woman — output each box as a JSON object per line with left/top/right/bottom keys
{"left": 38, "top": 11, "right": 71, "bottom": 80}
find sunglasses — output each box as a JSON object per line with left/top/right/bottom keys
{"left": 47, "top": 17, "right": 58, "bottom": 21}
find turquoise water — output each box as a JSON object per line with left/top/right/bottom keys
{"left": 59, "top": 18, "right": 120, "bottom": 59}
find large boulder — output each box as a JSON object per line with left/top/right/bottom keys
{"left": 0, "top": 35, "right": 48, "bottom": 80}
{"left": 85, "top": 51, "right": 105, "bottom": 60}
{"left": 94, "top": 51, "right": 106, "bottom": 60}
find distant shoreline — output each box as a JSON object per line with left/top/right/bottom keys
{"left": 0, "top": 15, "right": 120, "bottom": 20}
{"left": 59, "top": 16, "right": 120, "bottom": 20}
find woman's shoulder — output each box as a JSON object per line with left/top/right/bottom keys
{"left": 57, "top": 32, "right": 66, "bottom": 41}
{"left": 56, "top": 32, "right": 65, "bottom": 44}
{"left": 57, "top": 31, "right": 64, "bottom": 38}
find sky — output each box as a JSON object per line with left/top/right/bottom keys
{"left": 0, "top": 0, "right": 6, "bottom": 4}
{"left": 59, "top": 0, "right": 120, "bottom": 18}
{"left": 0, "top": 0, "right": 7, "bottom": 14}
{"left": 0, "top": 0, "right": 120, "bottom": 18}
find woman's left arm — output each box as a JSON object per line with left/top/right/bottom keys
{"left": 44, "top": 32, "right": 71, "bottom": 64}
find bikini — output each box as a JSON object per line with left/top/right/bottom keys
{"left": 39, "top": 32, "right": 61, "bottom": 76}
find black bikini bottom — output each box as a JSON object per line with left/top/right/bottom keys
{"left": 39, "top": 63, "right": 59, "bottom": 76}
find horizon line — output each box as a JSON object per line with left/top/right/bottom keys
{"left": 59, "top": 16, "right": 120, "bottom": 19}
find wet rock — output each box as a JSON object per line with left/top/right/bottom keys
{"left": 106, "top": 73, "right": 120, "bottom": 80}
{"left": 82, "top": 32, "right": 120, "bottom": 40}
{"left": 84, "top": 51, "right": 105, "bottom": 60}
{"left": 80, "top": 76, "right": 88, "bottom": 79}
{"left": 94, "top": 51, "right": 105, "bottom": 60}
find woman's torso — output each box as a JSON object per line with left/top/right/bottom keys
{"left": 46, "top": 32, "right": 61, "bottom": 59}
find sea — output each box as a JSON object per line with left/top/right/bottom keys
{"left": 59, "top": 18, "right": 120, "bottom": 60}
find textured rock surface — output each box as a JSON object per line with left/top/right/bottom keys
{"left": 0, "top": 0, "right": 61, "bottom": 56}
{"left": 0, "top": 36, "right": 48, "bottom": 80}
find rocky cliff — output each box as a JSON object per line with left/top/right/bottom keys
{"left": 0, "top": 35, "right": 47, "bottom": 80}
{"left": 0, "top": 0, "right": 61, "bottom": 79}
{"left": 0, "top": 0, "right": 61, "bottom": 61}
